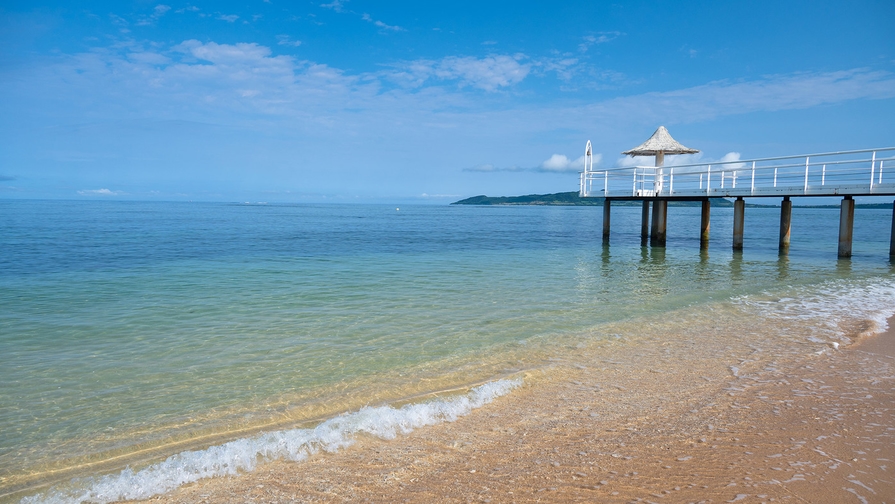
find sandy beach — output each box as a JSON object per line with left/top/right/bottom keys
{"left": 128, "top": 307, "right": 894, "bottom": 504}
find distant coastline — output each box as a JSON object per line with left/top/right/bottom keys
{"left": 451, "top": 192, "right": 893, "bottom": 209}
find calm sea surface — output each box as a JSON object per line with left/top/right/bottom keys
{"left": 2, "top": 200, "right": 894, "bottom": 502}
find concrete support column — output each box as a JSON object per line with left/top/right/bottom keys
{"left": 700, "top": 199, "right": 711, "bottom": 249}
{"left": 779, "top": 196, "right": 792, "bottom": 254}
{"left": 838, "top": 196, "right": 855, "bottom": 258}
{"left": 890, "top": 200, "right": 895, "bottom": 257}
{"left": 732, "top": 197, "right": 745, "bottom": 250}
{"left": 602, "top": 199, "right": 611, "bottom": 242}
{"left": 651, "top": 199, "right": 668, "bottom": 247}
{"left": 641, "top": 200, "right": 650, "bottom": 243}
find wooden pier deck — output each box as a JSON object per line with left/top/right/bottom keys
{"left": 580, "top": 147, "right": 895, "bottom": 257}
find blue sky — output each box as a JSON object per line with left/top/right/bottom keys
{"left": 1, "top": 1, "right": 893, "bottom": 203}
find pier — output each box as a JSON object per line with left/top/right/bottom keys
{"left": 580, "top": 128, "right": 895, "bottom": 257}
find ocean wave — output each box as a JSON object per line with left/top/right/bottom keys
{"left": 23, "top": 378, "right": 521, "bottom": 504}
{"left": 733, "top": 276, "right": 895, "bottom": 339}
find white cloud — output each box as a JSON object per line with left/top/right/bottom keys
{"left": 539, "top": 154, "right": 596, "bottom": 172}
{"left": 78, "top": 188, "right": 124, "bottom": 196}
{"left": 154, "top": 5, "right": 171, "bottom": 16}
{"left": 217, "top": 14, "right": 239, "bottom": 23}
{"left": 717, "top": 152, "right": 744, "bottom": 169}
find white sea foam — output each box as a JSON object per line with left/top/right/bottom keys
{"left": 734, "top": 277, "right": 895, "bottom": 340}
{"left": 23, "top": 378, "right": 521, "bottom": 504}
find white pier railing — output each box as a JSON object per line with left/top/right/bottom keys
{"left": 579, "top": 147, "right": 895, "bottom": 199}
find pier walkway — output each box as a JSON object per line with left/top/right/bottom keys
{"left": 579, "top": 146, "right": 895, "bottom": 257}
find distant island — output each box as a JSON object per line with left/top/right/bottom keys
{"left": 451, "top": 192, "right": 734, "bottom": 207}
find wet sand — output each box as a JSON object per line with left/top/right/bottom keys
{"left": 136, "top": 311, "right": 894, "bottom": 504}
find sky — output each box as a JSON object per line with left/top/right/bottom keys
{"left": 1, "top": 0, "right": 893, "bottom": 203}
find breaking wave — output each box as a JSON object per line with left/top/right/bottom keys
{"left": 23, "top": 378, "right": 521, "bottom": 504}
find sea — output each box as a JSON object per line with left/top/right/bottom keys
{"left": 2, "top": 199, "right": 894, "bottom": 503}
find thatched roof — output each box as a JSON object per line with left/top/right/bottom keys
{"left": 622, "top": 126, "right": 699, "bottom": 156}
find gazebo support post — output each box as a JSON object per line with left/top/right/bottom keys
{"left": 733, "top": 197, "right": 745, "bottom": 250}
{"left": 700, "top": 199, "right": 711, "bottom": 249}
{"left": 779, "top": 196, "right": 792, "bottom": 254}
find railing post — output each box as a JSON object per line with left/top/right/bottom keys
{"left": 706, "top": 165, "right": 711, "bottom": 195}
{"left": 604, "top": 170, "right": 608, "bottom": 196}
{"left": 669, "top": 168, "right": 674, "bottom": 194}
{"left": 881, "top": 161, "right": 885, "bottom": 185}
{"left": 871, "top": 151, "right": 876, "bottom": 189}
{"left": 751, "top": 161, "right": 755, "bottom": 194}
{"left": 774, "top": 167, "right": 778, "bottom": 187}
{"left": 804, "top": 157, "right": 810, "bottom": 193}
{"left": 822, "top": 164, "right": 826, "bottom": 186}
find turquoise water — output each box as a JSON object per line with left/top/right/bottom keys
{"left": 2, "top": 200, "right": 894, "bottom": 502}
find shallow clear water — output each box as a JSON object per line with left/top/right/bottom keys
{"left": 1, "top": 200, "right": 894, "bottom": 502}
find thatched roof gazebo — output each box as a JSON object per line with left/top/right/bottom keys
{"left": 622, "top": 125, "right": 699, "bottom": 167}
{"left": 623, "top": 126, "right": 699, "bottom": 196}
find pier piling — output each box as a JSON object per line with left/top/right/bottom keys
{"left": 838, "top": 196, "right": 855, "bottom": 258}
{"left": 779, "top": 196, "right": 792, "bottom": 254}
{"left": 700, "top": 199, "right": 711, "bottom": 249}
{"left": 890, "top": 200, "right": 895, "bottom": 257}
{"left": 602, "top": 199, "right": 611, "bottom": 242}
{"left": 732, "top": 197, "right": 745, "bottom": 250}
{"left": 641, "top": 201, "right": 650, "bottom": 245}
{"left": 650, "top": 199, "right": 668, "bottom": 247}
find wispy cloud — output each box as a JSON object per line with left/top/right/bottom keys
{"left": 463, "top": 154, "right": 595, "bottom": 173}
{"left": 78, "top": 188, "right": 125, "bottom": 196}
{"left": 276, "top": 35, "right": 302, "bottom": 47}
{"left": 464, "top": 164, "right": 525, "bottom": 173}
{"left": 592, "top": 69, "right": 895, "bottom": 125}
{"left": 320, "top": 0, "right": 347, "bottom": 13}
{"left": 361, "top": 13, "right": 404, "bottom": 32}
{"left": 387, "top": 54, "right": 531, "bottom": 91}
{"left": 217, "top": 14, "right": 239, "bottom": 23}
{"left": 136, "top": 5, "right": 171, "bottom": 26}
{"left": 579, "top": 32, "right": 622, "bottom": 52}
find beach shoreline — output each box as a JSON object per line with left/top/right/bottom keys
{"left": 120, "top": 311, "right": 895, "bottom": 503}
